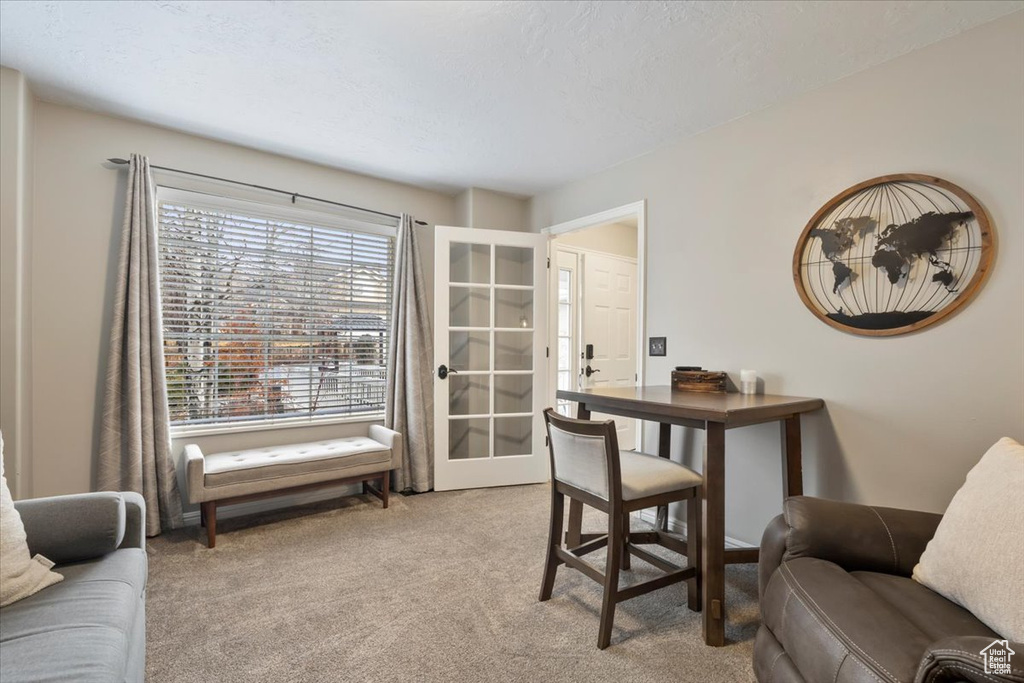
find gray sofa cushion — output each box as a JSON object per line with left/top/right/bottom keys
{"left": 0, "top": 549, "right": 147, "bottom": 683}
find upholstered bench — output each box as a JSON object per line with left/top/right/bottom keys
{"left": 185, "top": 425, "right": 401, "bottom": 547}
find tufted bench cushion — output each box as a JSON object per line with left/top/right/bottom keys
{"left": 184, "top": 425, "right": 402, "bottom": 547}
{"left": 203, "top": 437, "right": 391, "bottom": 489}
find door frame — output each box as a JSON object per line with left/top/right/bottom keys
{"left": 542, "top": 200, "right": 647, "bottom": 449}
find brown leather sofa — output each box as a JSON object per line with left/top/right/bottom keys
{"left": 756, "top": 496, "right": 1024, "bottom": 683}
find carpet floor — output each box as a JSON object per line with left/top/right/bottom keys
{"left": 146, "top": 484, "right": 759, "bottom": 682}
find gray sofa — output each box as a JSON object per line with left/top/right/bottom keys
{"left": 0, "top": 492, "right": 147, "bottom": 683}
{"left": 756, "top": 496, "right": 1024, "bottom": 683}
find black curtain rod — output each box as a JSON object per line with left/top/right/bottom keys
{"left": 106, "top": 158, "right": 426, "bottom": 225}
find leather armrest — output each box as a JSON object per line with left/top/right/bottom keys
{"left": 759, "top": 513, "right": 789, "bottom": 603}
{"left": 15, "top": 492, "right": 126, "bottom": 563}
{"left": 915, "top": 636, "right": 1024, "bottom": 683}
{"left": 369, "top": 424, "right": 403, "bottom": 472}
{"left": 782, "top": 496, "right": 943, "bottom": 576}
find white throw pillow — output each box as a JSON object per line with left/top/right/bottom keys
{"left": 913, "top": 437, "right": 1024, "bottom": 641}
{"left": 0, "top": 432, "right": 63, "bottom": 608}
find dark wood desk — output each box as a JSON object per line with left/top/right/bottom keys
{"left": 555, "top": 385, "right": 824, "bottom": 646}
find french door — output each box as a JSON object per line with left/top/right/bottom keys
{"left": 433, "top": 227, "right": 549, "bottom": 491}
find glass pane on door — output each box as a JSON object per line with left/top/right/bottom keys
{"left": 495, "top": 416, "right": 532, "bottom": 457}
{"left": 495, "top": 246, "right": 533, "bottom": 286}
{"left": 450, "top": 243, "right": 490, "bottom": 284}
{"left": 448, "top": 244, "right": 534, "bottom": 459}
{"left": 449, "top": 375, "right": 489, "bottom": 415}
{"left": 450, "top": 418, "right": 490, "bottom": 460}
{"left": 495, "top": 288, "right": 533, "bottom": 328}
{"left": 494, "top": 331, "right": 532, "bottom": 371}
{"left": 449, "top": 331, "right": 489, "bottom": 372}
{"left": 450, "top": 286, "right": 490, "bottom": 327}
{"left": 494, "top": 374, "right": 532, "bottom": 414}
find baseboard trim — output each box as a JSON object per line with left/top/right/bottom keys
{"left": 182, "top": 483, "right": 362, "bottom": 526}
{"left": 635, "top": 509, "right": 754, "bottom": 549}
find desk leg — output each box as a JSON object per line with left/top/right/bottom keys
{"left": 565, "top": 403, "right": 591, "bottom": 548}
{"left": 781, "top": 415, "right": 803, "bottom": 499}
{"left": 702, "top": 421, "right": 726, "bottom": 647}
{"left": 655, "top": 422, "right": 671, "bottom": 531}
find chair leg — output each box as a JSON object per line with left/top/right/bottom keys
{"left": 199, "top": 503, "right": 206, "bottom": 528}
{"left": 598, "top": 508, "right": 622, "bottom": 649}
{"left": 382, "top": 469, "right": 390, "bottom": 509}
{"left": 686, "top": 493, "right": 702, "bottom": 612}
{"left": 202, "top": 502, "right": 217, "bottom": 548}
{"left": 539, "top": 490, "right": 565, "bottom": 602}
{"left": 621, "top": 512, "right": 631, "bottom": 570}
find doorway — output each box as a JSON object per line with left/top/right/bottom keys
{"left": 545, "top": 202, "right": 646, "bottom": 451}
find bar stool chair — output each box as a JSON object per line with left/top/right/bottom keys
{"left": 539, "top": 408, "right": 703, "bottom": 649}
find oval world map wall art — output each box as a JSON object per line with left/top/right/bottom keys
{"left": 793, "top": 174, "right": 995, "bottom": 336}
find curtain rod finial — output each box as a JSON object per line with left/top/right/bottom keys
{"left": 107, "top": 157, "right": 129, "bottom": 165}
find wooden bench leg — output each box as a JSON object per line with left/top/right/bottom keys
{"left": 202, "top": 502, "right": 217, "bottom": 548}
{"left": 364, "top": 470, "right": 390, "bottom": 509}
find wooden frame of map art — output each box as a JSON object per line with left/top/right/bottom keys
{"left": 792, "top": 174, "right": 996, "bottom": 337}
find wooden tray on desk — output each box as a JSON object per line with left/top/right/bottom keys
{"left": 671, "top": 370, "right": 727, "bottom": 393}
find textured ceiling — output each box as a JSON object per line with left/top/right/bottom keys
{"left": 1, "top": 1, "right": 1020, "bottom": 195}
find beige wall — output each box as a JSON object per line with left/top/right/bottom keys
{"left": 530, "top": 13, "right": 1024, "bottom": 545}
{"left": 454, "top": 188, "right": 473, "bottom": 227}
{"left": 0, "top": 67, "right": 34, "bottom": 498}
{"left": 27, "top": 101, "right": 456, "bottom": 504}
{"left": 554, "top": 220, "right": 637, "bottom": 258}
{"left": 452, "top": 187, "right": 529, "bottom": 231}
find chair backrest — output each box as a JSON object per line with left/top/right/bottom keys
{"left": 543, "top": 408, "right": 621, "bottom": 501}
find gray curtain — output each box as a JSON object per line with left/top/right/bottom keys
{"left": 98, "top": 153, "right": 183, "bottom": 536}
{"left": 385, "top": 215, "right": 434, "bottom": 492}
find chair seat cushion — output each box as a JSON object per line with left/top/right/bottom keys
{"left": 761, "top": 557, "right": 997, "bottom": 683}
{"left": 619, "top": 451, "right": 702, "bottom": 501}
{"left": 0, "top": 549, "right": 147, "bottom": 683}
{"left": 204, "top": 437, "right": 391, "bottom": 488}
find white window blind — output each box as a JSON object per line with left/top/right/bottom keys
{"left": 156, "top": 188, "right": 395, "bottom": 428}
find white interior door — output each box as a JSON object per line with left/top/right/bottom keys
{"left": 434, "top": 226, "right": 549, "bottom": 491}
{"left": 582, "top": 252, "right": 638, "bottom": 449}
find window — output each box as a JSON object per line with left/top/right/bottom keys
{"left": 556, "top": 265, "right": 575, "bottom": 417}
{"left": 157, "top": 188, "right": 395, "bottom": 428}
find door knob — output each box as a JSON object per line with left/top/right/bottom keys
{"left": 585, "top": 365, "right": 600, "bottom": 378}
{"left": 438, "top": 364, "right": 459, "bottom": 380}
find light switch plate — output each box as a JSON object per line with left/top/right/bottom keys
{"left": 649, "top": 337, "right": 667, "bottom": 356}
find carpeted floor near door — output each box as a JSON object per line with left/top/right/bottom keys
{"left": 146, "top": 484, "right": 759, "bottom": 682}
